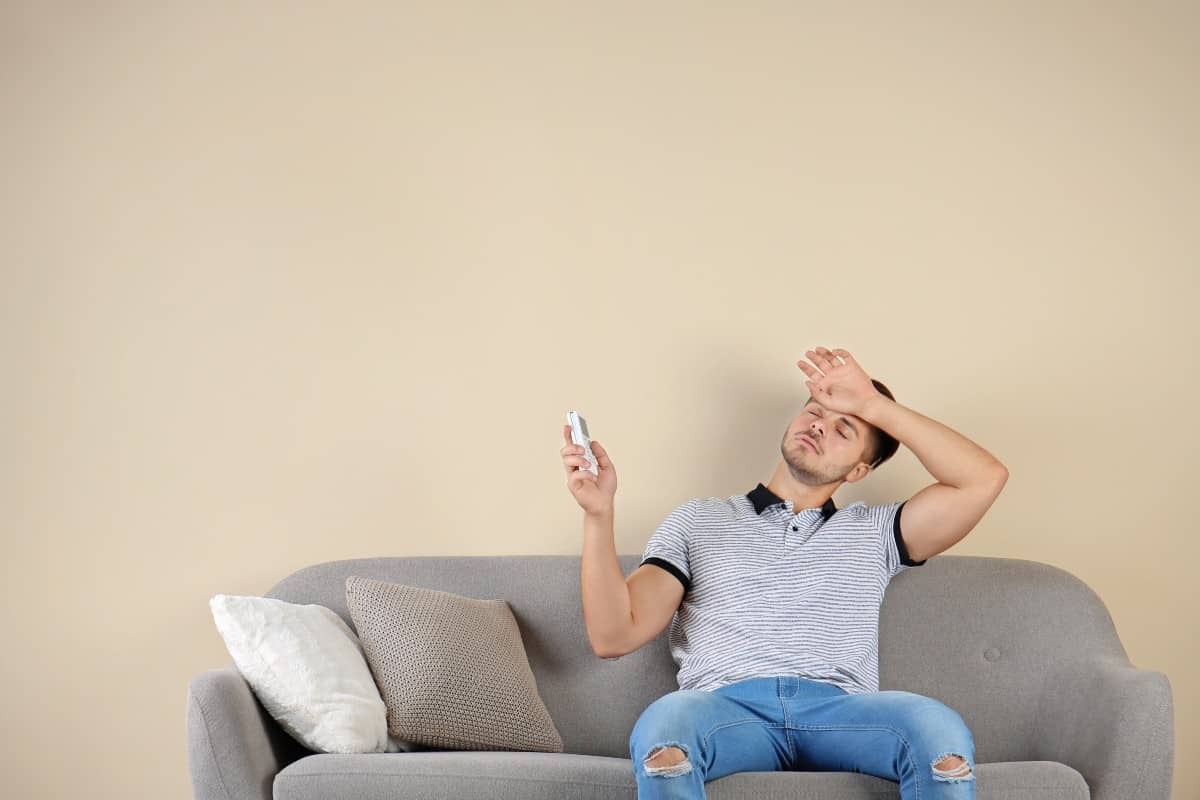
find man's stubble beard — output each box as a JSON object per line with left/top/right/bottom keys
{"left": 781, "top": 438, "right": 844, "bottom": 485}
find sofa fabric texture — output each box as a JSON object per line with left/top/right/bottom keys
{"left": 186, "top": 554, "right": 1175, "bottom": 800}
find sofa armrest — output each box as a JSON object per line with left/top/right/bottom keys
{"left": 186, "top": 663, "right": 310, "bottom": 800}
{"left": 1033, "top": 657, "right": 1174, "bottom": 800}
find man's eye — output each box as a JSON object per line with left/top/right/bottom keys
{"left": 810, "top": 411, "right": 849, "bottom": 438}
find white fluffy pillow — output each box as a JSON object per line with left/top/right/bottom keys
{"left": 209, "top": 594, "right": 407, "bottom": 754}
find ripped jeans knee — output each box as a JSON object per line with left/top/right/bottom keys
{"left": 931, "top": 751, "right": 974, "bottom": 783}
{"left": 643, "top": 742, "right": 693, "bottom": 777}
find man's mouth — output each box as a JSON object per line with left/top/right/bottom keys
{"left": 797, "top": 435, "right": 819, "bottom": 453}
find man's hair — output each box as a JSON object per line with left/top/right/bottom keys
{"left": 805, "top": 378, "right": 898, "bottom": 470}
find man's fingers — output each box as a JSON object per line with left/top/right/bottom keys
{"left": 568, "top": 469, "right": 596, "bottom": 488}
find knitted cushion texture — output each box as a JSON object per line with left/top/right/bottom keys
{"left": 345, "top": 575, "right": 563, "bottom": 752}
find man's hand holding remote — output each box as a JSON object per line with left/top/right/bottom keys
{"left": 560, "top": 424, "right": 618, "bottom": 518}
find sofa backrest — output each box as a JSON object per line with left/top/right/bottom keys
{"left": 264, "top": 553, "right": 1129, "bottom": 761}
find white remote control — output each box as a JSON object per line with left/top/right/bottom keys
{"left": 566, "top": 411, "right": 599, "bottom": 477}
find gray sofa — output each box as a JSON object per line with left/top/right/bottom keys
{"left": 186, "top": 554, "right": 1174, "bottom": 799}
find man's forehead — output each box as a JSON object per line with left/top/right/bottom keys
{"left": 804, "top": 398, "right": 851, "bottom": 415}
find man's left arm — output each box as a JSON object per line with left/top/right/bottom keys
{"left": 860, "top": 394, "right": 1008, "bottom": 563}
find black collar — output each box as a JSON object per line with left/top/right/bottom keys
{"left": 747, "top": 482, "right": 838, "bottom": 521}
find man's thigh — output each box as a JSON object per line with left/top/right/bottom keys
{"left": 630, "top": 677, "right": 793, "bottom": 783}
{"left": 784, "top": 688, "right": 976, "bottom": 785}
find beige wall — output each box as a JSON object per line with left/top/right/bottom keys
{"left": 3, "top": 2, "right": 1196, "bottom": 798}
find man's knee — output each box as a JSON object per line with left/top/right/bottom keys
{"left": 932, "top": 753, "right": 973, "bottom": 781}
{"left": 647, "top": 745, "right": 686, "bottom": 767}
{"left": 644, "top": 744, "right": 691, "bottom": 776}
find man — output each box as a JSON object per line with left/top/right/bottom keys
{"left": 560, "top": 346, "right": 1007, "bottom": 799}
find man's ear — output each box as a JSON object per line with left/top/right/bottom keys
{"left": 843, "top": 463, "right": 872, "bottom": 484}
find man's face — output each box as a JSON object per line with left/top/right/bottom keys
{"left": 780, "top": 399, "right": 872, "bottom": 483}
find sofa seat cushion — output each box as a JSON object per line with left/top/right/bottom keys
{"left": 274, "top": 752, "right": 1090, "bottom": 800}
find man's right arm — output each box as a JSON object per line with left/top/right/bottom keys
{"left": 581, "top": 509, "right": 685, "bottom": 659}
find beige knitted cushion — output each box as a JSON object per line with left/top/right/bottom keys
{"left": 344, "top": 575, "right": 563, "bottom": 753}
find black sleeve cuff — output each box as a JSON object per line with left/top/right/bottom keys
{"left": 641, "top": 557, "right": 691, "bottom": 594}
{"left": 894, "top": 500, "right": 927, "bottom": 566}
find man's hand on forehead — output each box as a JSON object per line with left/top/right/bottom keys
{"left": 795, "top": 346, "right": 882, "bottom": 418}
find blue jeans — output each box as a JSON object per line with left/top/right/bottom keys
{"left": 629, "top": 676, "right": 976, "bottom": 799}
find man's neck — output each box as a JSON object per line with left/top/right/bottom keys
{"left": 766, "top": 476, "right": 837, "bottom": 512}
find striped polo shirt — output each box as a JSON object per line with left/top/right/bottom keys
{"left": 640, "top": 482, "right": 927, "bottom": 695}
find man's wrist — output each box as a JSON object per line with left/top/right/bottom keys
{"left": 860, "top": 392, "right": 893, "bottom": 424}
